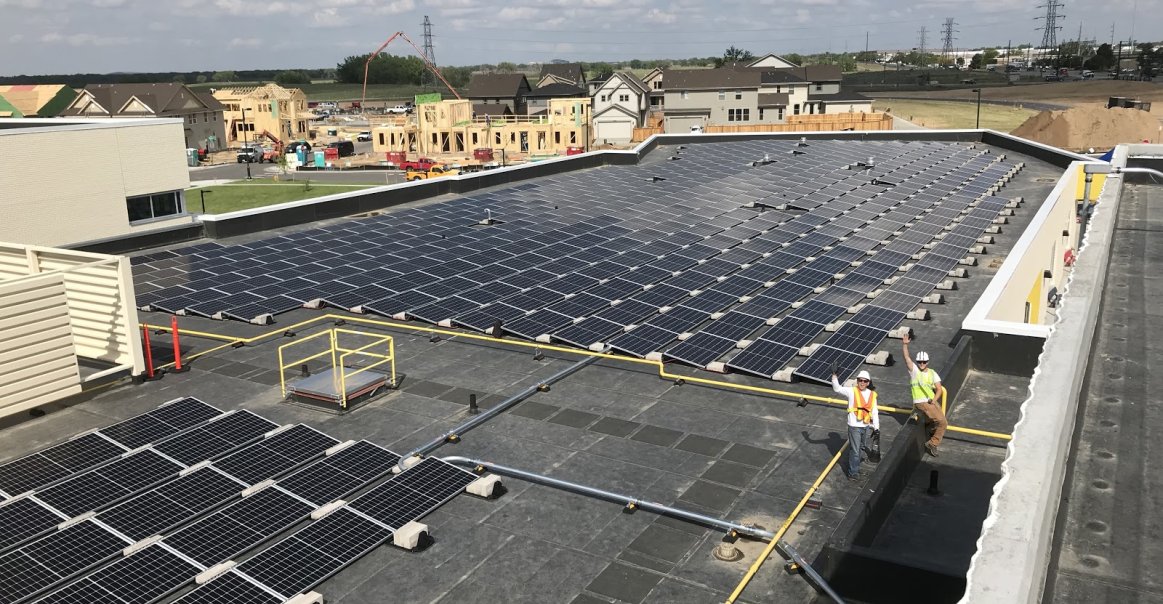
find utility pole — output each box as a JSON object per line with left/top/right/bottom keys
{"left": 940, "top": 18, "right": 957, "bottom": 64}
{"left": 421, "top": 15, "right": 437, "bottom": 89}
{"left": 1035, "top": 0, "right": 1065, "bottom": 67}
{"left": 865, "top": 31, "right": 869, "bottom": 54}
{"left": 1075, "top": 21, "right": 1083, "bottom": 68}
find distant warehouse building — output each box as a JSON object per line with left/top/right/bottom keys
{"left": 0, "top": 118, "right": 194, "bottom": 248}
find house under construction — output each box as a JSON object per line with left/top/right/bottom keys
{"left": 371, "top": 98, "right": 591, "bottom": 158}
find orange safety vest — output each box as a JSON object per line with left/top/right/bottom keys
{"left": 851, "top": 388, "right": 876, "bottom": 425}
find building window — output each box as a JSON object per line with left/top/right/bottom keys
{"left": 600, "top": 95, "right": 607, "bottom": 102}
{"left": 728, "top": 108, "right": 750, "bottom": 121}
{"left": 735, "top": 90, "right": 742, "bottom": 100}
{"left": 759, "top": 108, "right": 764, "bottom": 120}
{"left": 653, "top": 81, "right": 662, "bottom": 89}
{"left": 619, "top": 94, "right": 629, "bottom": 102}
{"left": 815, "top": 83, "right": 823, "bottom": 91}
{"left": 776, "top": 86, "right": 781, "bottom": 93}
{"left": 793, "top": 104, "right": 800, "bottom": 115}
{"left": 378, "top": 133, "right": 386, "bottom": 145}
{"left": 127, "top": 191, "right": 184, "bottom": 223}
{"left": 718, "top": 90, "right": 725, "bottom": 100}
{"left": 778, "top": 107, "right": 784, "bottom": 120}
{"left": 681, "top": 91, "right": 689, "bottom": 99}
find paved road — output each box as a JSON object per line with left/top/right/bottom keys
{"left": 190, "top": 141, "right": 402, "bottom": 184}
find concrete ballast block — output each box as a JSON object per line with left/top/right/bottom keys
{"left": 393, "top": 521, "right": 429, "bottom": 550}
{"left": 466, "top": 474, "right": 502, "bottom": 498}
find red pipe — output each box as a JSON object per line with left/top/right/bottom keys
{"left": 170, "top": 316, "right": 189, "bottom": 373}
{"left": 142, "top": 324, "right": 155, "bottom": 379}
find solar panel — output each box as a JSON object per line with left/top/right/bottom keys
{"left": 169, "top": 571, "right": 281, "bottom": 604}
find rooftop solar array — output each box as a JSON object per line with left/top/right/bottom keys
{"left": 133, "top": 139, "right": 1021, "bottom": 383}
{"left": 0, "top": 398, "right": 478, "bottom": 604}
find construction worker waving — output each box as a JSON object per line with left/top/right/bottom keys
{"left": 903, "top": 332, "right": 948, "bottom": 457}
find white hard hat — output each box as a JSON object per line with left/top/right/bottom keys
{"left": 915, "top": 351, "right": 930, "bottom": 362}
{"left": 856, "top": 370, "right": 872, "bottom": 381}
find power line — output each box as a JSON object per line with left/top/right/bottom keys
{"left": 917, "top": 25, "right": 928, "bottom": 62}
{"left": 421, "top": 15, "right": 436, "bottom": 87}
{"left": 940, "top": 18, "right": 958, "bottom": 62}
{"left": 1035, "top": 0, "right": 1065, "bottom": 59}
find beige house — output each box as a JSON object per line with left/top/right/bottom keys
{"left": 591, "top": 72, "right": 649, "bottom": 144}
{"left": 61, "top": 82, "right": 225, "bottom": 150}
{"left": 0, "top": 118, "right": 193, "bottom": 247}
{"left": 372, "top": 97, "right": 590, "bottom": 157}
{"left": 211, "top": 83, "right": 311, "bottom": 148}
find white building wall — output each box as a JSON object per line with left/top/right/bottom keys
{"left": 593, "top": 79, "right": 644, "bottom": 121}
{"left": 0, "top": 119, "right": 192, "bottom": 247}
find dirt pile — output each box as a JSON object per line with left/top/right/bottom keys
{"left": 1010, "top": 105, "right": 1160, "bottom": 150}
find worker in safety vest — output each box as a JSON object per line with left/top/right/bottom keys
{"left": 832, "top": 369, "right": 880, "bottom": 480}
{"left": 903, "top": 332, "right": 948, "bottom": 457}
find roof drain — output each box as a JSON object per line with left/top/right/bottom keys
{"left": 394, "top": 353, "right": 602, "bottom": 472}
{"left": 441, "top": 455, "right": 773, "bottom": 540}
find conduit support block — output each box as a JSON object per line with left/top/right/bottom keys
{"left": 466, "top": 474, "right": 503, "bottom": 499}
{"left": 645, "top": 351, "right": 664, "bottom": 362}
{"left": 438, "top": 319, "right": 453, "bottom": 328}
{"left": 588, "top": 343, "right": 607, "bottom": 353}
{"left": 196, "top": 561, "right": 236, "bottom": 585}
{"left": 534, "top": 334, "right": 551, "bottom": 343}
{"left": 865, "top": 351, "right": 892, "bottom": 366}
{"left": 394, "top": 455, "right": 422, "bottom": 473}
{"left": 906, "top": 308, "right": 931, "bottom": 321}
{"left": 392, "top": 521, "right": 429, "bottom": 551}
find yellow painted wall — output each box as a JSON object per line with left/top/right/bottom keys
{"left": 1075, "top": 170, "right": 1106, "bottom": 202}
{"left": 1025, "top": 275, "right": 1042, "bottom": 323}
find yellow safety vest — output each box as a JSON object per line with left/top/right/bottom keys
{"left": 851, "top": 388, "right": 876, "bottom": 425}
{"left": 910, "top": 368, "right": 938, "bottom": 402}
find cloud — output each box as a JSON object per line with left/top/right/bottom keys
{"left": 644, "top": 8, "right": 677, "bottom": 23}
{"left": 228, "top": 37, "right": 261, "bottom": 48}
{"left": 310, "top": 7, "right": 350, "bottom": 28}
{"left": 39, "top": 31, "right": 132, "bottom": 46}
{"left": 147, "top": 21, "right": 171, "bottom": 31}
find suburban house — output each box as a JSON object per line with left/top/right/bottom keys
{"left": 0, "top": 85, "right": 76, "bottom": 118}
{"left": 524, "top": 82, "right": 588, "bottom": 116}
{"left": 642, "top": 68, "right": 665, "bottom": 111}
{"left": 465, "top": 73, "right": 532, "bottom": 114}
{"left": 747, "top": 53, "right": 800, "bottom": 69}
{"left": 537, "top": 63, "right": 586, "bottom": 88}
{"left": 591, "top": 71, "right": 649, "bottom": 144}
{"left": 659, "top": 62, "right": 870, "bottom": 133}
{"left": 211, "top": 83, "right": 310, "bottom": 149}
{"left": 61, "top": 82, "right": 226, "bottom": 151}
{"left": 586, "top": 75, "right": 608, "bottom": 97}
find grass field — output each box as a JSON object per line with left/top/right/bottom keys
{"left": 189, "top": 179, "right": 377, "bottom": 214}
{"left": 873, "top": 100, "right": 1038, "bottom": 132}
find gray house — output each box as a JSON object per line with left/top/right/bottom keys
{"left": 524, "top": 82, "right": 587, "bottom": 116}
{"left": 465, "top": 73, "right": 532, "bottom": 114}
{"left": 62, "top": 82, "right": 226, "bottom": 150}
{"left": 660, "top": 64, "right": 868, "bottom": 133}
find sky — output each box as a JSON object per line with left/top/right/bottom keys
{"left": 0, "top": 0, "right": 1158, "bottom": 76}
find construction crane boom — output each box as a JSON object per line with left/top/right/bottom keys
{"left": 362, "top": 31, "right": 461, "bottom": 113}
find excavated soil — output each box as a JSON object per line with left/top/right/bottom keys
{"left": 1010, "top": 105, "right": 1161, "bottom": 151}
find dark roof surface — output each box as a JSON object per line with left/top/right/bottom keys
{"left": 525, "top": 83, "right": 587, "bottom": 98}
{"left": 540, "top": 63, "right": 585, "bottom": 83}
{"left": 62, "top": 82, "right": 219, "bottom": 117}
{"left": 472, "top": 103, "right": 513, "bottom": 117}
{"left": 757, "top": 92, "right": 790, "bottom": 107}
{"left": 807, "top": 91, "right": 871, "bottom": 102}
{"left": 662, "top": 68, "right": 763, "bottom": 90}
{"left": 466, "top": 73, "right": 531, "bottom": 99}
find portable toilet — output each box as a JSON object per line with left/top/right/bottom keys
{"left": 313, "top": 151, "right": 326, "bottom": 168}
{"left": 185, "top": 148, "right": 199, "bottom": 167}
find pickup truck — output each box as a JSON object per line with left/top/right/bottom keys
{"left": 406, "top": 166, "right": 458, "bottom": 181}
{"left": 386, "top": 104, "right": 412, "bottom": 115}
{"left": 397, "top": 157, "right": 438, "bottom": 171}
{"left": 237, "top": 145, "right": 275, "bottom": 163}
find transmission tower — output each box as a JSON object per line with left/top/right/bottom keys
{"left": 940, "top": 18, "right": 958, "bottom": 62}
{"left": 917, "top": 26, "right": 928, "bottom": 65}
{"left": 421, "top": 15, "right": 436, "bottom": 88}
{"left": 1035, "top": 0, "right": 1065, "bottom": 60}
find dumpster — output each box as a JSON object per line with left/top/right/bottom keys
{"left": 324, "top": 147, "right": 339, "bottom": 161}
{"left": 385, "top": 151, "right": 406, "bottom": 167}
{"left": 473, "top": 148, "right": 494, "bottom": 161}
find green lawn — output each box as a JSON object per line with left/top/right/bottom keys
{"left": 189, "top": 179, "right": 378, "bottom": 214}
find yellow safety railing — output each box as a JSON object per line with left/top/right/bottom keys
{"left": 144, "top": 314, "right": 1010, "bottom": 441}
{"left": 277, "top": 327, "right": 396, "bottom": 409}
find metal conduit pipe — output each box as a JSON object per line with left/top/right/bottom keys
{"left": 441, "top": 455, "right": 776, "bottom": 541}
{"left": 395, "top": 354, "right": 603, "bottom": 471}
{"left": 776, "top": 540, "right": 846, "bottom": 604}
{"left": 1084, "top": 164, "right": 1163, "bottom": 180}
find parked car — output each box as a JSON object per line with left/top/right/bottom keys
{"left": 285, "top": 141, "right": 312, "bottom": 156}
{"left": 356, "top": 131, "right": 372, "bottom": 142}
{"left": 386, "top": 104, "right": 411, "bottom": 115}
{"left": 327, "top": 140, "right": 355, "bottom": 157}
{"left": 406, "top": 166, "right": 458, "bottom": 181}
